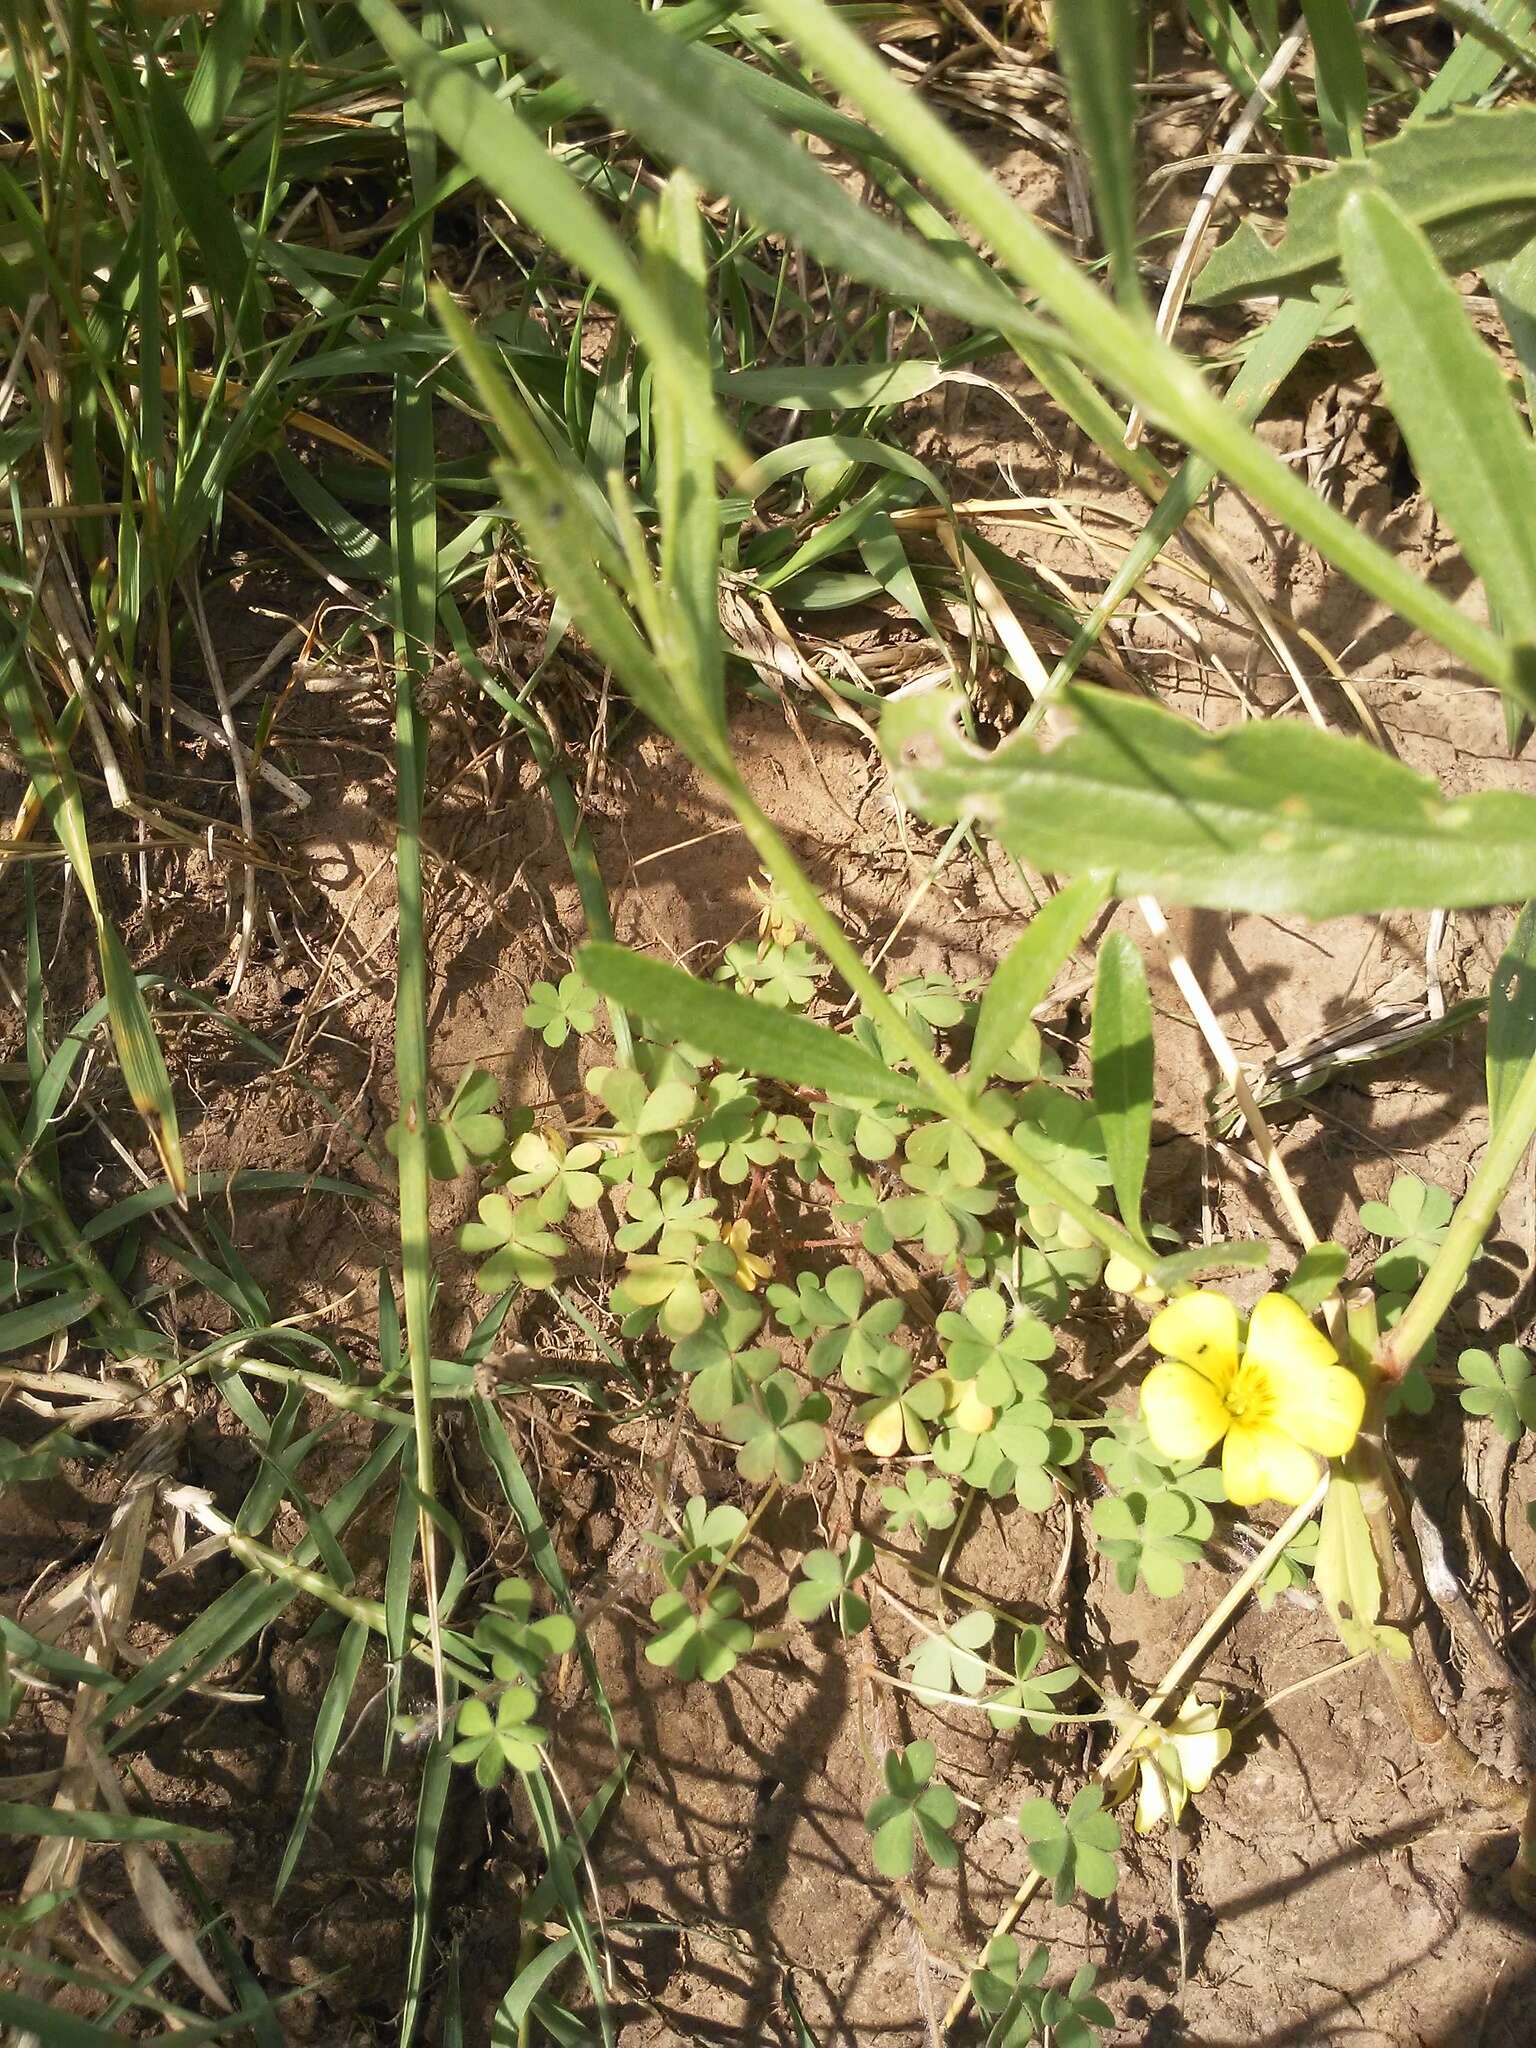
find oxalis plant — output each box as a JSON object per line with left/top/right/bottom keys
{"left": 5, "top": 0, "right": 1536, "bottom": 2041}
{"left": 373, "top": 0, "right": 1536, "bottom": 2030}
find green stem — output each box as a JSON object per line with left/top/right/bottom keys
{"left": 698, "top": 1477, "right": 780, "bottom": 1603}
{"left": 1379, "top": 1051, "right": 1536, "bottom": 1376}
{"left": 227, "top": 1530, "right": 482, "bottom": 1689}
{"left": 725, "top": 781, "right": 1159, "bottom": 1278}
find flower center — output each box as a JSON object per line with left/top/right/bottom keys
{"left": 1223, "top": 1362, "right": 1273, "bottom": 1427}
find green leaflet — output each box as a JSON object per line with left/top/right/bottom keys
{"left": 1192, "top": 105, "right": 1536, "bottom": 304}
{"left": 881, "top": 685, "right": 1536, "bottom": 918}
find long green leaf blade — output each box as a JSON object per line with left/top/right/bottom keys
{"left": 1052, "top": 0, "right": 1142, "bottom": 306}
{"left": 1489, "top": 901, "right": 1536, "bottom": 1131}
{"left": 970, "top": 876, "right": 1109, "bottom": 1090}
{"left": 1092, "top": 933, "right": 1155, "bottom": 1240}
{"left": 883, "top": 685, "right": 1536, "bottom": 917}
{"left": 580, "top": 943, "right": 928, "bottom": 1104}
{"left": 1340, "top": 181, "right": 1536, "bottom": 658}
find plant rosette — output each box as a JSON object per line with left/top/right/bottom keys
{"left": 1138, "top": 1290, "right": 1364, "bottom": 1505}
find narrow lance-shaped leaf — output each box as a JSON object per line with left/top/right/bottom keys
{"left": 882, "top": 685, "right": 1536, "bottom": 919}
{"left": 1092, "top": 932, "right": 1154, "bottom": 1241}
{"left": 642, "top": 172, "right": 726, "bottom": 747}
{"left": 971, "top": 874, "right": 1109, "bottom": 1090}
{"left": 1433, "top": 0, "right": 1536, "bottom": 84}
{"left": 1489, "top": 902, "right": 1536, "bottom": 1135}
{"left": 1340, "top": 182, "right": 1536, "bottom": 665}
{"left": 581, "top": 943, "right": 929, "bottom": 1106}
{"left": 1052, "top": 0, "right": 1143, "bottom": 307}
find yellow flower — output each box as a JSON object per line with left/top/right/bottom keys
{"left": 748, "top": 871, "right": 799, "bottom": 949}
{"left": 1104, "top": 1253, "right": 1165, "bottom": 1307}
{"left": 1111, "top": 1691, "right": 1232, "bottom": 1834}
{"left": 1139, "top": 1289, "right": 1363, "bottom": 1507}
{"left": 933, "top": 1370, "right": 995, "bottom": 1438}
{"left": 721, "top": 1218, "right": 772, "bottom": 1291}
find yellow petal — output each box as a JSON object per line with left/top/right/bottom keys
{"left": 1264, "top": 1356, "right": 1365, "bottom": 1458}
{"left": 863, "top": 1402, "right": 905, "bottom": 1459}
{"left": 1140, "top": 1361, "right": 1231, "bottom": 1462}
{"left": 1147, "top": 1291, "right": 1239, "bottom": 1391}
{"left": 1136, "top": 1754, "right": 1178, "bottom": 1834}
{"left": 1166, "top": 1701, "right": 1232, "bottom": 1795}
{"left": 1222, "top": 1421, "right": 1321, "bottom": 1507}
{"left": 950, "top": 1382, "right": 996, "bottom": 1436}
{"left": 1242, "top": 1291, "right": 1337, "bottom": 1374}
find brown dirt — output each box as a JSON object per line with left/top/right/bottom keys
{"left": 8, "top": 95, "right": 1536, "bottom": 2048}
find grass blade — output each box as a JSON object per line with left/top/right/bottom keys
{"left": 1052, "top": 0, "right": 1143, "bottom": 306}
{"left": 1092, "top": 933, "right": 1155, "bottom": 1242}
{"left": 970, "top": 876, "right": 1110, "bottom": 1091}
{"left": 471, "top": 1396, "right": 619, "bottom": 1750}
{"left": 272, "top": 1618, "right": 368, "bottom": 1901}
{"left": 1301, "top": 0, "right": 1368, "bottom": 157}
{"left": 390, "top": 0, "right": 446, "bottom": 1713}
{"left": 0, "top": 1805, "right": 221, "bottom": 1846}
{"left": 400, "top": 1731, "right": 455, "bottom": 2048}
{"left": 1488, "top": 902, "right": 1536, "bottom": 1132}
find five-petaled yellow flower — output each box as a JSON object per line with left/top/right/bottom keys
{"left": 1139, "top": 1290, "right": 1364, "bottom": 1506}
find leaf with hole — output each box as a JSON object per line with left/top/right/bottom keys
{"left": 883, "top": 684, "right": 1536, "bottom": 916}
